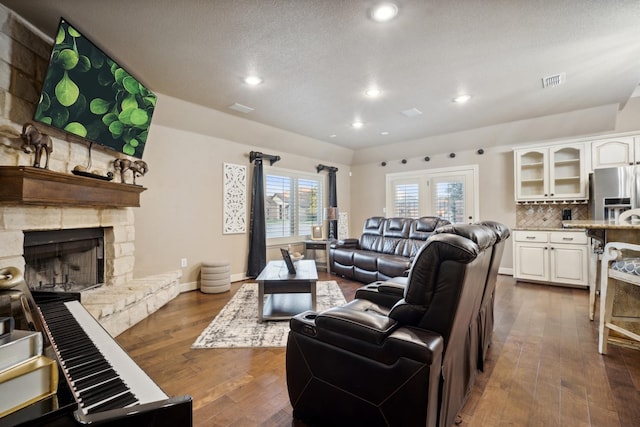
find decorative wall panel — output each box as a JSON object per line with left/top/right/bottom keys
{"left": 223, "top": 163, "right": 246, "bottom": 234}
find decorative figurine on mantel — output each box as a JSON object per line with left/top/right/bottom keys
{"left": 113, "top": 158, "right": 149, "bottom": 185}
{"left": 20, "top": 122, "right": 53, "bottom": 169}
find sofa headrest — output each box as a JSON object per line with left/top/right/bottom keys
{"left": 401, "top": 233, "right": 481, "bottom": 307}
{"left": 383, "top": 217, "right": 411, "bottom": 238}
{"left": 476, "top": 220, "right": 511, "bottom": 242}
{"left": 409, "top": 216, "right": 451, "bottom": 240}
{"left": 362, "top": 216, "right": 385, "bottom": 235}
{"left": 433, "top": 223, "right": 497, "bottom": 251}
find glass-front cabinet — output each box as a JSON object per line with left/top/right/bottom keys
{"left": 515, "top": 149, "right": 547, "bottom": 200}
{"left": 514, "top": 143, "right": 587, "bottom": 201}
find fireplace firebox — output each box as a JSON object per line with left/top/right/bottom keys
{"left": 23, "top": 228, "right": 105, "bottom": 293}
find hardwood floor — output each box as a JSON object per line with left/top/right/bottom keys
{"left": 116, "top": 273, "right": 640, "bottom": 426}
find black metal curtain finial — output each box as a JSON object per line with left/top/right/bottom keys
{"left": 316, "top": 164, "right": 339, "bottom": 174}
{"left": 249, "top": 151, "right": 281, "bottom": 165}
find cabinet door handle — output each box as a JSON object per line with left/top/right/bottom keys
{"left": 562, "top": 237, "right": 574, "bottom": 241}
{"left": 544, "top": 247, "right": 548, "bottom": 250}
{"left": 526, "top": 236, "right": 536, "bottom": 239}
{"left": 550, "top": 193, "right": 554, "bottom": 196}
{"left": 550, "top": 247, "right": 555, "bottom": 250}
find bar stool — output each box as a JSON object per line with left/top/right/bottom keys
{"left": 598, "top": 208, "right": 640, "bottom": 353}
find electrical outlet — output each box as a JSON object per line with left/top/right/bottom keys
{"left": 180, "top": 258, "right": 187, "bottom": 268}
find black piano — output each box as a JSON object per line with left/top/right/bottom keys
{"left": 0, "top": 268, "right": 192, "bottom": 426}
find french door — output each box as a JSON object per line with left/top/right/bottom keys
{"left": 386, "top": 165, "right": 478, "bottom": 223}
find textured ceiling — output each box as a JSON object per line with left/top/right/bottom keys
{"left": 2, "top": 0, "right": 640, "bottom": 152}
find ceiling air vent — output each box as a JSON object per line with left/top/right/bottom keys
{"left": 229, "top": 102, "right": 254, "bottom": 113}
{"left": 400, "top": 107, "right": 423, "bottom": 118}
{"left": 542, "top": 73, "right": 566, "bottom": 88}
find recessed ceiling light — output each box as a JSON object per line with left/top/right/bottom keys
{"left": 380, "top": 131, "right": 389, "bottom": 136}
{"left": 371, "top": 3, "right": 398, "bottom": 22}
{"left": 365, "top": 87, "right": 381, "bottom": 98}
{"left": 352, "top": 121, "right": 364, "bottom": 129}
{"left": 453, "top": 94, "right": 471, "bottom": 104}
{"left": 329, "top": 134, "right": 337, "bottom": 138}
{"left": 244, "top": 75, "right": 263, "bottom": 85}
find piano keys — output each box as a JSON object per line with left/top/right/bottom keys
{"left": 0, "top": 270, "right": 192, "bottom": 427}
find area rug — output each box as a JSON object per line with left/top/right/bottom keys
{"left": 191, "top": 281, "right": 347, "bottom": 349}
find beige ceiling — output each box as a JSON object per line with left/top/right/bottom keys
{"left": 3, "top": 0, "right": 640, "bottom": 153}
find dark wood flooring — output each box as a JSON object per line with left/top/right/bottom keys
{"left": 116, "top": 273, "right": 640, "bottom": 426}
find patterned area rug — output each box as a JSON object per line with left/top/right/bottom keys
{"left": 191, "top": 281, "right": 347, "bottom": 349}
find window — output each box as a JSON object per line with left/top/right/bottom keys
{"left": 386, "top": 165, "right": 478, "bottom": 223}
{"left": 265, "top": 168, "right": 323, "bottom": 241}
{"left": 390, "top": 180, "right": 420, "bottom": 217}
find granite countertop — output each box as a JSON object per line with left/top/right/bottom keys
{"left": 562, "top": 219, "right": 640, "bottom": 230}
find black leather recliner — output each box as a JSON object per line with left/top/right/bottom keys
{"left": 354, "top": 221, "right": 511, "bottom": 372}
{"left": 286, "top": 225, "right": 498, "bottom": 427}
{"left": 474, "top": 221, "right": 510, "bottom": 371}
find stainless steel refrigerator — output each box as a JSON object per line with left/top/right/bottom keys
{"left": 590, "top": 166, "right": 640, "bottom": 220}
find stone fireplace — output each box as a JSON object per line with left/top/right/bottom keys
{"left": 0, "top": 203, "right": 181, "bottom": 336}
{"left": 0, "top": 6, "right": 182, "bottom": 336}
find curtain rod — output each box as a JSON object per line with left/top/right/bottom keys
{"left": 249, "top": 151, "right": 281, "bottom": 165}
{"left": 316, "top": 164, "right": 338, "bottom": 173}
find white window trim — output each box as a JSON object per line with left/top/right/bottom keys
{"left": 385, "top": 164, "right": 480, "bottom": 222}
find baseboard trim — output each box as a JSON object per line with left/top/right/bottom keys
{"left": 179, "top": 281, "right": 199, "bottom": 293}
{"left": 231, "top": 272, "right": 248, "bottom": 283}
{"left": 499, "top": 267, "right": 513, "bottom": 276}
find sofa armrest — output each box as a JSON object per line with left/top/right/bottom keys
{"left": 354, "top": 280, "right": 406, "bottom": 307}
{"left": 316, "top": 304, "right": 398, "bottom": 345}
{"left": 289, "top": 308, "right": 443, "bottom": 365}
{"left": 331, "top": 238, "right": 359, "bottom": 249}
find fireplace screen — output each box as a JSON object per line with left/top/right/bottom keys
{"left": 24, "top": 228, "right": 104, "bottom": 293}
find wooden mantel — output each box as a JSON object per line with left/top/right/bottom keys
{"left": 0, "top": 166, "right": 146, "bottom": 208}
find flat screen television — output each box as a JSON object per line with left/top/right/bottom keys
{"left": 33, "top": 18, "right": 156, "bottom": 158}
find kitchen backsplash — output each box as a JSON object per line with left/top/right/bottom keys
{"left": 516, "top": 203, "right": 590, "bottom": 228}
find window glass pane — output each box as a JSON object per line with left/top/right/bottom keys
{"left": 298, "top": 178, "right": 321, "bottom": 236}
{"left": 265, "top": 170, "right": 323, "bottom": 240}
{"left": 393, "top": 182, "right": 420, "bottom": 217}
{"left": 265, "top": 174, "right": 292, "bottom": 238}
{"left": 433, "top": 179, "right": 465, "bottom": 223}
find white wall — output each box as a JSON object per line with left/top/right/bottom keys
{"left": 350, "top": 145, "right": 516, "bottom": 269}
{"left": 349, "top": 97, "right": 640, "bottom": 271}
{"left": 133, "top": 95, "right": 352, "bottom": 285}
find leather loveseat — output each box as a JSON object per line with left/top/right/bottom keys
{"left": 286, "top": 223, "right": 503, "bottom": 427}
{"left": 329, "top": 216, "right": 450, "bottom": 283}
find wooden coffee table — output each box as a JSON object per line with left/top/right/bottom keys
{"left": 256, "top": 259, "right": 318, "bottom": 321}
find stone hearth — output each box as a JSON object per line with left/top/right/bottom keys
{"left": 0, "top": 204, "right": 181, "bottom": 336}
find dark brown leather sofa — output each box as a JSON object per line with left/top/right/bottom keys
{"left": 329, "top": 216, "right": 450, "bottom": 283}
{"left": 286, "top": 223, "right": 503, "bottom": 427}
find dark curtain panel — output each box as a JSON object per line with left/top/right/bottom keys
{"left": 328, "top": 170, "right": 337, "bottom": 240}
{"left": 247, "top": 158, "right": 266, "bottom": 277}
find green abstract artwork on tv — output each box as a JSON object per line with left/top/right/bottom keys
{"left": 34, "top": 19, "right": 156, "bottom": 158}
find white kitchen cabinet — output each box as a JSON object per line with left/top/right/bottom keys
{"left": 514, "top": 144, "right": 587, "bottom": 201}
{"left": 590, "top": 137, "right": 636, "bottom": 171}
{"left": 513, "top": 230, "right": 589, "bottom": 287}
